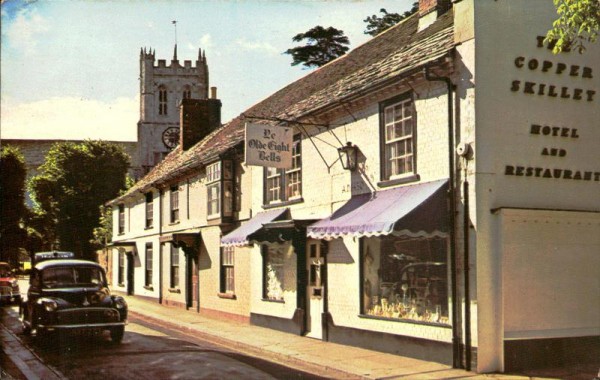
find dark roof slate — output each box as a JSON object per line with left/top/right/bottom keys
{"left": 111, "top": 10, "right": 454, "bottom": 204}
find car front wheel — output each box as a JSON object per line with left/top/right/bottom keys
{"left": 110, "top": 326, "right": 124, "bottom": 343}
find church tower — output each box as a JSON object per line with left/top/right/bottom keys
{"left": 136, "top": 45, "right": 209, "bottom": 176}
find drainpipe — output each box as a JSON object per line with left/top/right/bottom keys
{"left": 463, "top": 173, "right": 472, "bottom": 371}
{"left": 322, "top": 243, "right": 329, "bottom": 341}
{"left": 158, "top": 189, "right": 164, "bottom": 304}
{"left": 424, "top": 66, "right": 462, "bottom": 369}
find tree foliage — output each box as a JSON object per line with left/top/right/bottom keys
{"left": 546, "top": 0, "right": 600, "bottom": 53}
{"left": 0, "top": 145, "right": 28, "bottom": 267}
{"left": 29, "top": 140, "right": 130, "bottom": 261}
{"left": 363, "top": 4, "right": 419, "bottom": 36}
{"left": 284, "top": 26, "right": 350, "bottom": 68}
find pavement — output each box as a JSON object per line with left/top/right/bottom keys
{"left": 1, "top": 295, "right": 598, "bottom": 379}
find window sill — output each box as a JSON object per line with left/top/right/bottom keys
{"left": 377, "top": 174, "right": 420, "bottom": 188}
{"left": 168, "top": 287, "right": 181, "bottom": 293}
{"left": 117, "top": 283, "right": 125, "bottom": 287}
{"left": 207, "top": 214, "right": 221, "bottom": 221}
{"left": 357, "top": 313, "right": 451, "bottom": 328}
{"left": 168, "top": 221, "right": 180, "bottom": 226}
{"left": 262, "top": 197, "right": 304, "bottom": 210}
{"left": 143, "top": 285, "right": 154, "bottom": 291}
{"left": 117, "top": 232, "right": 125, "bottom": 236}
{"left": 144, "top": 226, "right": 154, "bottom": 230}
{"left": 261, "top": 298, "right": 285, "bottom": 304}
{"left": 217, "top": 292, "right": 236, "bottom": 300}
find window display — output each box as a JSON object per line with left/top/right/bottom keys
{"left": 361, "top": 236, "right": 449, "bottom": 324}
{"left": 262, "top": 244, "right": 285, "bottom": 301}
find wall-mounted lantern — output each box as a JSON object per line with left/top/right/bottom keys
{"left": 337, "top": 142, "right": 358, "bottom": 171}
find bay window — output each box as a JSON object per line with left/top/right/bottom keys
{"left": 206, "top": 160, "right": 235, "bottom": 221}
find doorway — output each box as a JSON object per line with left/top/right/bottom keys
{"left": 186, "top": 251, "right": 199, "bottom": 310}
{"left": 126, "top": 253, "right": 134, "bottom": 295}
{"left": 305, "top": 240, "right": 326, "bottom": 339}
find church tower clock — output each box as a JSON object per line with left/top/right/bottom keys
{"left": 136, "top": 45, "right": 209, "bottom": 176}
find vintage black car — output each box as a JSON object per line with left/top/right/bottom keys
{"left": 20, "top": 258, "right": 127, "bottom": 343}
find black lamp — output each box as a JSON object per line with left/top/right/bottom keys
{"left": 337, "top": 142, "right": 358, "bottom": 171}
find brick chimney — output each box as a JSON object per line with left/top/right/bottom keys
{"left": 179, "top": 90, "right": 221, "bottom": 151}
{"left": 418, "top": 0, "right": 451, "bottom": 31}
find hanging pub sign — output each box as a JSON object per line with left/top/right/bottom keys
{"left": 245, "top": 123, "right": 293, "bottom": 169}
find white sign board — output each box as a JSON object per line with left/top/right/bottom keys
{"left": 245, "top": 123, "right": 293, "bottom": 169}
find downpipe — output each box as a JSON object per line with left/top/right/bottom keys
{"left": 424, "top": 66, "right": 462, "bottom": 369}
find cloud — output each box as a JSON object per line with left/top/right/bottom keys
{"left": 0, "top": 96, "right": 138, "bottom": 141}
{"left": 235, "top": 38, "right": 278, "bottom": 55}
{"left": 3, "top": 7, "right": 49, "bottom": 55}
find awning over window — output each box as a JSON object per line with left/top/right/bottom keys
{"left": 307, "top": 179, "right": 449, "bottom": 240}
{"left": 159, "top": 232, "right": 201, "bottom": 248}
{"left": 108, "top": 241, "right": 137, "bottom": 254}
{"left": 221, "top": 208, "right": 290, "bottom": 247}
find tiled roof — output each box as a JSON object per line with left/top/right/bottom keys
{"left": 110, "top": 10, "right": 454, "bottom": 204}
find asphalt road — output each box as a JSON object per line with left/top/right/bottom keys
{"left": 1, "top": 280, "right": 327, "bottom": 380}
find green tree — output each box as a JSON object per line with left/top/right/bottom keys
{"left": 546, "top": 0, "right": 600, "bottom": 53}
{"left": 284, "top": 26, "right": 350, "bottom": 68}
{"left": 29, "top": 140, "right": 130, "bottom": 261}
{"left": 363, "top": 4, "right": 419, "bottom": 36}
{"left": 0, "top": 145, "right": 28, "bottom": 267}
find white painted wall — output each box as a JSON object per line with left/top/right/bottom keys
{"left": 471, "top": 0, "right": 600, "bottom": 372}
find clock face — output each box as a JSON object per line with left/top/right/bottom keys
{"left": 162, "top": 127, "right": 179, "bottom": 149}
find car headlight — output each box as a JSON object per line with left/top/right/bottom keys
{"left": 39, "top": 299, "right": 58, "bottom": 312}
{"left": 113, "top": 297, "right": 127, "bottom": 309}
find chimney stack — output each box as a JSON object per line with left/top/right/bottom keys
{"left": 418, "top": 0, "right": 451, "bottom": 31}
{"left": 210, "top": 86, "right": 217, "bottom": 99}
{"left": 179, "top": 98, "right": 222, "bottom": 151}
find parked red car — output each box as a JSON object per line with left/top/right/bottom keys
{"left": 0, "top": 262, "right": 21, "bottom": 305}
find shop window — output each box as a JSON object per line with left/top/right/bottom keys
{"left": 145, "top": 243, "right": 153, "bottom": 287}
{"left": 220, "top": 246, "right": 235, "bottom": 293}
{"left": 118, "top": 204, "right": 125, "bottom": 234}
{"left": 263, "top": 135, "right": 302, "bottom": 205}
{"left": 170, "top": 185, "right": 179, "bottom": 223}
{"left": 262, "top": 245, "right": 285, "bottom": 301}
{"left": 118, "top": 251, "right": 125, "bottom": 285}
{"left": 361, "top": 236, "right": 448, "bottom": 324}
{"left": 381, "top": 95, "right": 415, "bottom": 180}
{"left": 145, "top": 192, "right": 154, "bottom": 228}
{"left": 170, "top": 244, "right": 179, "bottom": 288}
{"left": 159, "top": 86, "right": 168, "bottom": 115}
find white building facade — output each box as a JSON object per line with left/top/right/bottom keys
{"left": 110, "top": 0, "right": 599, "bottom": 373}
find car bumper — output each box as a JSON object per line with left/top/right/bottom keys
{"left": 38, "top": 321, "right": 127, "bottom": 330}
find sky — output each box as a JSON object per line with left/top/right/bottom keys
{"left": 1, "top": 0, "right": 414, "bottom": 142}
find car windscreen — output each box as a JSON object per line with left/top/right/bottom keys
{"left": 41, "top": 266, "right": 105, "bottom": 288}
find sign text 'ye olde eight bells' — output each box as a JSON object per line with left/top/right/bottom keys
{"left": 245, "top": 123, "right": 293, "bottom": 169}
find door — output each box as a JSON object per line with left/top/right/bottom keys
{"left": 186, "top": 252, "right": 199, "bottom": 310}
{"left": 126, "top": 253, "right": 134, "bottom": 295}
{"left": 305, "top": 240, "right": 325, "bottom": 339}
